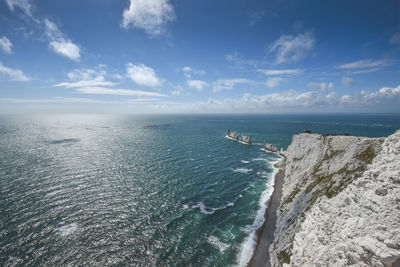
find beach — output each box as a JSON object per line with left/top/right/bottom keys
{"left": 248, "top": 166, "right": 285, "bottom": 267}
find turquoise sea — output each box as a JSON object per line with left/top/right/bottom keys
{"left": 1, "top": 114, "right": 400, "bottom": 266}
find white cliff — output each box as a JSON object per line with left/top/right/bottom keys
{"left": 270, "top": 131, "right": 400, "bottom": 266}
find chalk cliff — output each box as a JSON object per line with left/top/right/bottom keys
{"left": 270, "top": 131, "right": 400, "bottom": 266}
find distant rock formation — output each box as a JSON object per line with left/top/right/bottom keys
{"left": 269, "top": 130, "right": 400, "bottom": 266}
{"left": 265, "top": 144, "right": 278, "bottom": 153}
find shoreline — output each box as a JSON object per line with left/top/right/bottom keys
{"left": 248, "top": 163, "right": 285, "bottom": 267}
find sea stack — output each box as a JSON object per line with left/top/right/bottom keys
{"left": 264, "top": 144, "right": 278, "bottom": 153}
{"left": 267, "top": 131, "right": 400, "bottom": 266}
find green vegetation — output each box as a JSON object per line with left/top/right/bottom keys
{"left": 277, "top": 244, "right": 293, "bottom": 265}
{"left": 284, "top": 187, "right": 301, "bottom": 204}
{"left": 356, "top": 146, "right": 376, "bottom": 164}
{"left": 303, "top": 146, "right": 376, "bottom": 212}
{"left": 322, "top": 149, "right": 344, "bottom": 161}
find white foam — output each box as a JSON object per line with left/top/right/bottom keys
{"left": 193, "top": 201, "right": 236, "bottom": 215}
{"left": 256, "top": 171, "right": 269, "bottom": 178}
{"left": 236, "top": 156, "right": 282, "bottom": 267}
{"left": 182, "top": 204, "right": 189, "bottom": 209}
{"left": 208, "top": 236, "right": 230, "bottom": 253}
{"left": 193, "top": 201, "right": 214, "bottom": 215}
{"left": 240, "top": 160, "right": 250, "bottom": 164}
{"left": 232, "top": 168, "right": 252, "bottom": 173}
{"left": 56, "top": 223, "right": 79, "bottom": 237}
{"left": 252, "top": 157, "right": 268, "bottom": 162}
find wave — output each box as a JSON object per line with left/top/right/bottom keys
{"left": 208, "top": 236, "right": 230, "bottom": 253}
{"left": 193, "top": 202, "right": 214, "bottom": 215}
{"left": 236, "top": 157, "right": 281, "bottom": 267}
{"left": 192, "top": 200, "right": 236, "bottom": 215}
{"left": 256, "top": 171, "right": 269, "bottom": 178}
{"left": 232, "top": 168, "right": 252, "bottom": 173}
{"left": 253, "top": 142, "right": 264, "bottom": 146}
{"left": 240, "top": 160, "right": 250, "bottom": 164}
{"left": 55, "top": 222, "right": 79, "bottom": 237}
{"left": 252, "top": 157, "right": 269, "bottom": 162}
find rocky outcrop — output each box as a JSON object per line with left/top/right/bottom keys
{"left": 265, "top": 144, "right": 278, "bottom": 153}
{"left": 270, "top": 131, "right": 400, "bottom": 266}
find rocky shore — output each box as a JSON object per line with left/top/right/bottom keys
{"left": 249, "top": 164, "right": 285, "bottom": 267}
{"left": 252, "top": 130, "right": 400, "bottom": 266}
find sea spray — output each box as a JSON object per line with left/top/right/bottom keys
{"left": 236, "top": 157, "right": 281, "bottom": 266}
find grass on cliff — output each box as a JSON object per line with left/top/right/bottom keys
{"left": 356, "top": 145, "right": 376, "bottom": 164}
{"left": 277, "top": 243, "right": 293, "bottom": 264}
{"left": 303, "top": 146, "right": 376, "bottom": 212}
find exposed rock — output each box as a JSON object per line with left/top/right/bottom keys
{"left": 265, "top": 144, "right": 278, "bottom": 153}
{"left": 269, "top": 130, "right": 400, "bottom": 266}
{"left": 375, "top": 187, "right": 388, "bottom": 196}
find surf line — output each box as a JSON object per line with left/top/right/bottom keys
{"left": 236, "top": 156, "right": 282, "bottom": 266}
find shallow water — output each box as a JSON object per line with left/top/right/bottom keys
{"left": 1, "top": 114, "right": 399, "bottom": 266}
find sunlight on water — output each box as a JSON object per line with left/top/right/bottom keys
{"left": 1, "top": 114, "right": 399, "bottom": 266}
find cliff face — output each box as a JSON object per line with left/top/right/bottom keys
{"left": 270, "top": 131, "right": 400, "bottom": 266}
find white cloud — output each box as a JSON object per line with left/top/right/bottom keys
{"left": 259, "top": 69, "right": 300, "bottom": 88}
{"left": 341, "top": 77, "right": 354, "bottom": 87}
{"left": 54, "top": 68, "right": 117, "bottom": 88}
{"left": 225, "top": 51, "right": 258, "bottom": 67}
{"left": 308, "top": 82, "right": 334, "bottom": 91}
{"left": 336, "top": 59, "right": 387, "bottom": 69}
{"left": 55, "top": 66, "right": 167, "bottom": 98}
{"left": 126, "top": 63, "right": 161, "bottom": 87}
{"left": 269, "top": 32, "right": 315, "bottom": 64}
{"left": 182, "top": 66, "right": 205, "bottom": 79}
{"left": 122, "top": 0, "right": 175, "bottom": 37}
{"left": 44, "top": 19, "right": 80, "bottom": 61}
{"left": 258, "top": 69, "right": 301, "bottom": 76}
{"left": 0, "top": 61, "right": 30, "bottom": 81}
{"left": 190, "top": 84, "right": 400, "bottom": 113}
{"left": 266, "top": 77, "right": 283, "bottom": 88}
{"left": 0, "top": 36, "right": 13, "bottom": 54}
{"left": 75, "top": 87, "right": 168, "bottom": 97}
{"left": 187, "top": 80, "right": 208, "bottom": 91}
{"left": 171, "top": 85, "right": 188, "bottom": 96}
{"left": 213, "top": 78, "right": 252, "bottom": 92}
{"left": 5, "top": 0, "right": 32, "bottom": 17}
{"left": 349, "top": 68, "right": 382, "bottom": 75}
{"left": 48, "top": 41, "right": 80, "bottom": 61}
{"left": 389, "top": 30, "right": 400, "bottom": 45}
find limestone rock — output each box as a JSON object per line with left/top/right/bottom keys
{"left": 265, "top": 144, "right": 278, "bottom": 153}
{"left": 270, "top": 130, "right": 400, "bottom": 266}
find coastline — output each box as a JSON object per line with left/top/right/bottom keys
{"left": 248, "top": 162, "right": 285, "bottom": 267}
{"left": 237, "top": 157, "right": 281, "bottom": 266}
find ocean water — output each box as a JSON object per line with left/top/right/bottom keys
{"left": 1, "top": 114, "right": 399, "bottom": 266}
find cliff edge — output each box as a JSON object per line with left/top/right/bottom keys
{"left": 270, "top": 130, "right": 400, "bottom": 266}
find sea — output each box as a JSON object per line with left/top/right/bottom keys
{"left": 1, "top": 114, "right": 400, "bottom": 266}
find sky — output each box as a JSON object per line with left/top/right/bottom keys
{"left": 0, "top": 0, "right": 399, "bottom": 114}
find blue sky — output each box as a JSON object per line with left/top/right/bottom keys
{"left": 0, "top": 0, "right": 399, "bottom": 113}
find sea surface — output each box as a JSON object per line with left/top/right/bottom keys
{"left": 1, "top": 114, "right": 399, "bottom": 266}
